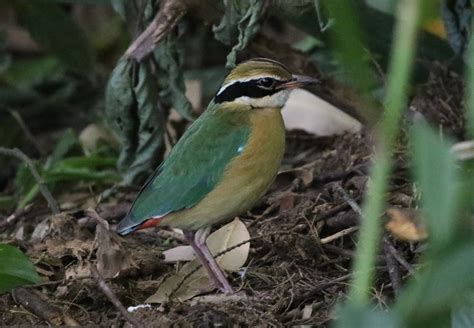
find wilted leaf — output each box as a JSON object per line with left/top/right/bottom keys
{"left": 412, "top": 124, "right": 460, "bottom": 247}
{"left": 385, "top": 208, "right": 428, "bottom": 242}
{"left": 154, "top": 36, "right": 194, "bottom": 121}
{"left": 0, "top": 244, "right": 40, "bottom": 293}
{"left": 17, "top": 0, "right": 95, "bottom": 74}
{"left": 146, "top": 218, "right": 250, "bottom": 303}
{"left": 105, "top": 59, "right": 166, "bottom": 184}
{"left": 282, "top": 89, "right": 362, "bottom": 136}
{"left": 212, "top": 0, "right": 264, "bottom": 67}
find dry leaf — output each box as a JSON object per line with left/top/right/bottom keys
{"left": 146, "top": 218, "right": 250, "bottom": 303}
{"left": 385, "top": 208, "right": 428, "bottom": 241}
{"left": 282, "top": 89, "right": 362, "bottom": 136}
{"left": 95, "top": 224, "right": 137, "bottom": 278}
{"left": 163, "top": 245, "right": 196, "bottom": 262}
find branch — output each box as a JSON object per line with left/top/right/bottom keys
{"left": 91, "top": 266, "right": 141, "bottom": 328}
{"left": 0, "top": 147, "right": 59, "bottom": 214}
{"left": 123, "top": 0, "right": 377, "bottom": 122}
{"left": 124, "top": 0, "right": 187, "bottom": 61}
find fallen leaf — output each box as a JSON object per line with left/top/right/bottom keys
{"left": 385, "top": 208, "right": 428, "bottom": 242}
{"left": 95, "top": 223, "right": 137, "bottom": 278}
{"left": 163, "top": 245, "right": 195, "bottom": 262}
{"left": 146, "top": 218, "right": 250, "bottom": 303}
{"left": 282, "top": 89, "right": 362, "bottom": 136}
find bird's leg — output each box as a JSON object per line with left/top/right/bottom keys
{"left": 183, "top": 228, "right": 234, "bottom": 294}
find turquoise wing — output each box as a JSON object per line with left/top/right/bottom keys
{"left": 117, "top": 105, "right": 251, "bottom": 233}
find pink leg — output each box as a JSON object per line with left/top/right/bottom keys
{"left": 183, "top": 228, "right": 234, "bottom": 294}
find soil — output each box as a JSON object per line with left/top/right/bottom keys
{"left": 0, "top": 65, "right": 465, "bottom": 327}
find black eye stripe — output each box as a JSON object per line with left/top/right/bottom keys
{"left": 215, "top": 78, "right": 284, "bottom": 103}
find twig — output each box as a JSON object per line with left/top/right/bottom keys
{"left": 333, "top": 184, "right": 363, "bottom": 216}
{"left": 0, "top": 203, "right": 34, "bottom": 231}
{"left": 383, "top": 237, "right": 415, "bottom": 276}
{"left": 11, "top": 288, "right": 76, "bottom": 325}
{"left": 85, "top": 208, "right": 110, "bottom": 230}
{"left": 289, "top": 274, "right": 352, "bottom": 308}
{"left": 334, "top": 184, "right": 406, "bottom": 292}
{"left": 124, "top": 0, "right": 187, "bottom": 61}
{"left": 9, "top": 109, "right": 45, "bottom": 156}
{"left": 320, "top": 226, "right": 359, "bottom": 244}
{"left": 0, "top": 147, "right": 59, "bottom": 214}
{"left": 90, "top": 266, "right": 141, "bottom": 328}
{"left": 382, "top": 238, "right": 402, "bottom": 295}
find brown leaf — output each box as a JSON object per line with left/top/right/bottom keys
{"left": 95, "top": 224, "right": 137, "bottom": 278}
{"left": 385, "top": 208, "right": 428, "bottom": 242}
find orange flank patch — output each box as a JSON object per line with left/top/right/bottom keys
{"left": 137, "top": 217, "right": 163, "bottom": 230}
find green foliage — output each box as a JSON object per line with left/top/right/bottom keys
{"left": 412, "top": 124, "right": 460, "bottom": 247}
{"left": 322, "top": 0, "right": 376, "bottom": 95}
{"left": 0, "top": 244, "right": 40, "bottom": 293}
{"left": 14, "top": 129, "right": 118, "bottom": 209}
{"left": 16, "top": 0, "right": 95, "bottom": 74}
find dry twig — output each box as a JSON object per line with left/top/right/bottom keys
{"left": 90, "top": 266, "right": 141, "bottom": 328}
{"left": 11, "top": 288, "right": 79, "bottom": 325}
{"left": 382, "top": 238, "right": 402, "bottom": 294}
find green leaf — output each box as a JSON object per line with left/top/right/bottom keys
{"left": 452, "top": 305, "right": 474, "bottom": 328}
{"left": 2, "top": 57, "right": 61, "bottom": 89}
{"left": 396, "top": 241, "right": 474, "bottom": 327}
{"left": 17, "top": 0, "right": 95, "bottom": 74}
{"left": 47, "top": 128, "right": 79, "bottom": 168}
{"left": 335, "top": 303, "right": 400, "bottom": 328}
{"left": 412, "top": 124, "right": 460, "bottom": 247}
{"left": 0, "top": 244, "right": 40, "bottom": 293}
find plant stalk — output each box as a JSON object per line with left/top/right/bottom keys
{"left": 348, "top": 0, "right": 422, "bottom": 305}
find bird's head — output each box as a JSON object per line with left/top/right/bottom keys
{"left": 214, "top": 58, "right": 319, "bottom": 109}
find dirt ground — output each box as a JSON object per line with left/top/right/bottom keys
{"left": 0, "top": 64, "right": 464, "bottom": 327}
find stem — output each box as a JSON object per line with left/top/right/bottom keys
{"left": 348, "top": 0, "right": 422, "bottom": 305}
{"left": 466, "top": 13, "right": 474, "bottom": 138}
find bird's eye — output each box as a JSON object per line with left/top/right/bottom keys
{"left": 257, "top": 78, "right": 275, "bottom": 89}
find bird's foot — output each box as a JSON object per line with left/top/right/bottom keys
{"left": 216, "top": 280, "right": 234, "bottom": 295}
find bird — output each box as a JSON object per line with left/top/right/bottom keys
{"left": 116, "top": 58, "right": 319, "bottom": 294}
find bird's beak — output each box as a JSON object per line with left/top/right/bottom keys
{"left": 277, "top": 74, "right": 320, "bottom": 90}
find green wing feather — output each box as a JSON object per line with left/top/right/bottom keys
{"left": 117, "top": 102, "right": 251, "bottom": 233}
